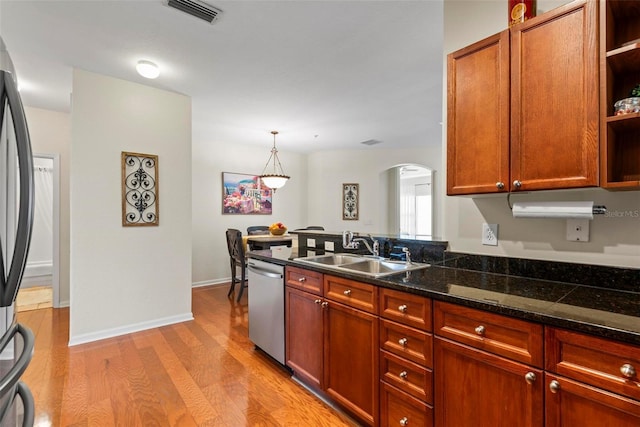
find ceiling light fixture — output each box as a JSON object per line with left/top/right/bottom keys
{"left": 260, "top": 131, "right": 290, "bottom": 191}
{"left": 136, "top": 60, "right": 160, "bottom": 79}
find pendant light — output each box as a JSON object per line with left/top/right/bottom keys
{"left": 260, "top": 130, "right": 290, "bottom": 191}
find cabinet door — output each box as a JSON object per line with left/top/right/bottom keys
{"left": 447, "top": 30, "right": 510, "bottom": 195}
{"left": 324, "top": 300, "right": 379, "bottom": 426}
{"left": 510, "top": 0, "right": 598, "bottom": 191}
{"left": 434, "top": 337, "right": 543, "bottom": 427}
{"left": 545, "top": 374, "right": 640, "bottom": 427}
{"left": 285, "top": 286, "right": 324, "bottom": 390}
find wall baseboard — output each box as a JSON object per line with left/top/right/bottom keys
{"left": 68, "top": 312, "right": 194, "bottom": 347}
{"left": 192, "top": 278, "right": 230, "bottom": 288}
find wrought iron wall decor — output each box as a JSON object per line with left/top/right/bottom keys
{"left": 342, "top": 183, "right": 359, "bottom": 220}
{"left": 121, "top": 152, "right": 159, "bottom": 226}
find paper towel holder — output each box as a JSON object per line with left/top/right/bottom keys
{"left": 510, "top": 201, "right": 607, "bottom": 219}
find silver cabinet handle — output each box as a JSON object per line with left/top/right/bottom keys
{"left": 475, "top": 325, "right": 486, "bottom": 336}
{"left": 620, "top": 363, "right": 636, "bottom": 378}
{"left": 314, "top": 299, "right": 322, "bottom": 305}
{"left": 298, "top": 277, "right": 306, "bottom": 282}
{"left": 343, "top": 289, "right": 352, "bottom": 296}
{"left": 525, "top": 372, "right": 536, "bottom": 384}
{"left": 398, "top": 338, "right": 408, "bottom": 347}
{"left": 496, "top": 182, "right": 505, "bottom": 190}
{"left": 549, "top": 380, "right": 560, "bottom": 393}
{"left": 513, "top": 180, "right": 522, "bottom": 189}
{"left": 400, "top": 417, "right": 409, "bottom": 426}
{"left": 398, "top": 304, "right": 408, "bottom": 313}
{"left": 399, "top": 371, "right": 408, "bottom": 380}
{"left": 321, "top": 301, "right": 328, "bottom": 308}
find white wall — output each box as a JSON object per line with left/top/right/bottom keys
{"left": 191, "top": 138, "right": 307, "bottom": 285}
{"left": 443, "top": 0, "right": 640, "bottom": 268}
{"left": 69, "top": 69, "right": 192, "bottom": 345}
{"left": 25, "top": 106, "right": 71, "bottom": 303}
{"left": 306, "top": 146, "right": 443, "bottom": 235}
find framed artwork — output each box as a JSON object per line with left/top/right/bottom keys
{"left": 122, "top": 152, "right": 159, "bottom": 226}
{"left": 342, "top": 183, "right": 359, "bottom": 220}
{"left": 222, "top": 172, "right": 272, "bottom": 215}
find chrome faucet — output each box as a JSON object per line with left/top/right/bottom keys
{"left": 342, "top": 231, "right": 380, "bottom": 257}
{"left": 402, "top": 247, "right": 412, "bottom": 265}
{"left": 342, "top": 231, "right": 357, "bottom": 249}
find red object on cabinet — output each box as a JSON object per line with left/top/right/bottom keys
{"left": 509, "top": 0, "right": 536, "bottom": 26}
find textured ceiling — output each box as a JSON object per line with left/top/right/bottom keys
{"left": 1, "top": 0, "right": 444, "bottom": 153}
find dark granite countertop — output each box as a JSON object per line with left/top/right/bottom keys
{"left": 248, "top": 248, "right": 640, "bottom": 346}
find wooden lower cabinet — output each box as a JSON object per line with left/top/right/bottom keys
{"left": 285, "top": 286, "right": 324, "bottom": 390}
{"left": 434, "top": 337, "right": 544, "bottom": 427}
{"left": 287, "top": 272, "right": 640, "bottom": 426}
{"left": 545, "top": 373, "right": 640, "bottom": 426}
{"left": 380, "top": 381, "right": 433, "bottom": 427}
{"left": 325, "top": 297, "right": 379, "bottom": 426}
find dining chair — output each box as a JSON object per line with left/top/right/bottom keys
{"left": 247, "top": 225, "right": 270, "bottom": 235}
{"left": 225, "top": 228, "right": 248, "bottom": 302}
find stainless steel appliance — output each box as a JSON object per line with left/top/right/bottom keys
{"left": 0, "top": 36, "right": 36, "bottom": 425}
{"left": 247, "top": 259, "right": 285, "bottom": 365}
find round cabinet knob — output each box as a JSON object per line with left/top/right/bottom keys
{"left": 343, "top": 289, "right": 352, "bottom": 296}
{"left": 620, "top": 363, "right": 636, "bottom": 378}
{"left": 399, "top": 371, "right": 408, "bottom": 380}
{"left": 496, "top": 182, "right": 505, "bottom": 190}
{"left": 398, "top": 338, "right": 408, "bottom": 347}
{"left": 298, "top": 277, "right": 306, "bottom": 283}
{"left": 314, "top": 299, "right": 322, "bottom": 304}
{"left": 400, "top": 416, "right": 409, "bottom": 426}
{"left": 513, "top": 180, "right": 522, "bottom": 189}
{"left": 475, "top": 325, "right": 486, "bottom": 336}
{"left": 549, "top": 380, "right": 560, "bottom": 393}
{"left": 321, "top": 301, "right": 328, "bottom": 308}
{"left": 398, "top": 304, "right": 408, "bottom": 313}
{"left": 525, "top": 372, "right": 536, "bottom": 384}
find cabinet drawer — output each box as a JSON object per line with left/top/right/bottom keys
{"left": 546, "top": 327, "right": 640, "bottom": 401}
{"left": 380, "top": 319, "right": 433, "bottom": 367}
{"left": 324, "top": 275, "right": 378, "bottom": 314}
{"left": 286, "top": 266, "right": 323, "bottom": 295}
{"left": 379, "top": 288, "right": 432, "bottom": 331}
{"left": 380, "top": 350, "right": 432, "bottom": 404}
{"left": 380, "top": 381, "right": 433, "bottom": 427}
{"left": 434, "top": 301, "right": 543, "bottom": 367}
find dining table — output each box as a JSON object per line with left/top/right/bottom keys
{"left": 245, "top": 234, "right": 293, "bottom": 251}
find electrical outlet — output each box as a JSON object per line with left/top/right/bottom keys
{"left": 566, "top": 219, "right": 590, "bottom": 242}
{"left": 482, "top": 223, "right": 498, "bottom": 246}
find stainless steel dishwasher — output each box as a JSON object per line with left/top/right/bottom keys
{"left": 247, "top": 259, "right": 285, "bottom": 365}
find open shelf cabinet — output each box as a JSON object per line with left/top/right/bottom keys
{"left": 600, "top": 0, "right": 640, "bottom": 189}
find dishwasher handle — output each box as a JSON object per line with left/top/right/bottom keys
{"left": 248, "top": 265, "right": 283, "bottom": 279}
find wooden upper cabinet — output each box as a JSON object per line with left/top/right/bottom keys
{"left": 447, "top": 0, "right": 600, "bottom": 195}
{"left": 510, "top": 0, "right": 599, "bottom": 191}
{"left": 447, "top": 30, "right": 510, "bottom": 195}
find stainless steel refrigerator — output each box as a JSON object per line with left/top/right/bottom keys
{"left": 0, "top": 36, "right": 36, "bottom": 426}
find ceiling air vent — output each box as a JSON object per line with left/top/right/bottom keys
{"left": 360, "top": 139, "right": 383, "bottom": 146}
{"left": 167, "top": 0, "right": 222, "bottom": 24}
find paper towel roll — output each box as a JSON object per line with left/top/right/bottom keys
{"left": 512, "top": 201, "right": 594, "bottom": 219}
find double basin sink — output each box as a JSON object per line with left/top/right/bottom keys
{"left": 294, "top": 253, "right": 429, "bottom": 278}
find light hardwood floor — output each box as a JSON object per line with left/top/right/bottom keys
{"left": 17, "top": 285, "right": 356, "bottom": 426}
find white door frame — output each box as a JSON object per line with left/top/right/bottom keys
{"left": 33, "top": 152, "right": 60, "bottom": 308}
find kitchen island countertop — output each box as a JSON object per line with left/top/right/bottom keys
{"left": 248, "top": 248, "right": 640, "bottom": 346}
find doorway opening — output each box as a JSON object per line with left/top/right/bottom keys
{"left": 16, "top": 154, "right": 60, "bottom": 311}
{"left": 387, "top": 164, "right": 433, "bottom": 238}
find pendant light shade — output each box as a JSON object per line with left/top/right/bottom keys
{"left": 260, "top": 131, "right": 290, "bottom": 191}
